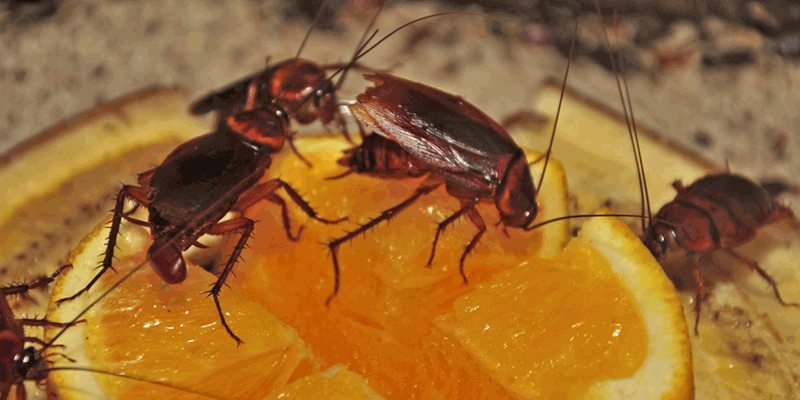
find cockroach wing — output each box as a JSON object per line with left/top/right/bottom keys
{"left": 354, "top": 74, "right": 521, "bottom": 190}
{"left": 146, "top": 131, "right": 266, "bottom": 225}
{"left": 138, "top": 135, "right": 209, "bottom": 188}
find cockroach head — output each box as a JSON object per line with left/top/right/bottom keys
{"left": 225, "top": 105, "right": 289, "bottom": 152}
{"left": 642, "top": 222, "right": 675, "bottom": 259}
{"left": 498, "top": 154, "right": 539, "bottom": 229}
{"left": 13, "top": 346, "right": 44, "bottom": 381}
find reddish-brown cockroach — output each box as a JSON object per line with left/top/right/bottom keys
{"left": 643, "top": 174, "right": 799, "bottom": 333}
{"left": 189, "top": 58, "right": 379, "bottom": 144}
{"left": 323, "top": 68, "right": 570, "bottom": 304}
{"left": 325, "top": 132, "right": 429, "bottom": 181}
{"left": 189, "top": 1, "right": 389, "bottom": 168}
{"left": 0, "top": 265, "right": 74, "bottom": 399}
{"left": 588, "top": 4, "right": 800, "bottom": 335}
{"left": 50, "top": 0, "right": 402, "bottom": 344}
{"left": 10, "top": 262, "right": 232, "bottom": 399}
{"left": 55, "top": 77, "right": 346, "bottom": 344}
{"left": 315, "top": 13, "right": 574, "bottom": 306}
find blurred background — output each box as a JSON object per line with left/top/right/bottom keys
{"left": 1, "top": 0, "right": 799, "bottom": 201}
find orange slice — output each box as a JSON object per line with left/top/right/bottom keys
{"left": 45, "top": 135, "right": 691, "bottom": 399}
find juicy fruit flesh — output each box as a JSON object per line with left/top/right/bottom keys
{"left": 236, "top": 136, "right": 646, "bottom": 399}
{"left": 76, "top": 226, "right": 320, "bottom": 400}
{"left": 437, "top": 242, "right": 648, "bottom": 399}
{"left": 47, "top": 135, "right": 664, "bottom": 400}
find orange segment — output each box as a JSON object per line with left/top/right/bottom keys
{"left": 263, "top": 365, "right": 386, "bottom": 400}
{"left": 434, "top": 240, "right": 647, "bottom": 399}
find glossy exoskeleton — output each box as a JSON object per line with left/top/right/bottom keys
{"left": 190, "top": 58, "right": 385, "bottom": 146}
{"left": 326, "top": 132, "right": 429, "bottom": 181}
{"left": 643, "top": 173, "right": 799, "bottom": 333}
{"left": 0, "top": 265, "right": 72, "bottom": 400}
{"left": 56, "top": 81, "right": 345, "bottom": 344}
{"left": 324, "top": 73, "right": 541, "bottom": 305}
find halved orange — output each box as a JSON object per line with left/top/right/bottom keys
{"left": 45, "top": 134, "right": 691, "bottom": 399}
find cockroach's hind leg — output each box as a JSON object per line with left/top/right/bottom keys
{"left": 204, "top": 217, "right": 256, "bottom": 345}
{"left": 725, "top": 248, "right": 800, "bottom": 308}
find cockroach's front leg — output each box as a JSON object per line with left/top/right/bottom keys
{"left": 285, "top": 131, "right": 313, "bottom": 168}
{"left": 203, "top": 217, "right": 255, "bottom": 345}
{"left": 424, "top": 200, "right": 484, "bottom": 285}
{"left": 57, "top": 185, "right": 151, "bottom": 305}
{"left": 725, "top": 248, "right": 800, "bottom": 309}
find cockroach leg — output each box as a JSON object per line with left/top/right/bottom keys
{"left": 57, "top": 185, "right": 150, "bottom": 305}
{"left": 2, "top": 264, "right": 71, "bottom": 296}
{"left": 724, "top": 248, "right": 800, "bottom": 308}
{"left": 424, "top": 200, "right": 483, "bottom": 283}
{"left": 458, "top": 206, "right": 487, "bottom": 284}
{"left": 691, "top": 254, "right": 704, "bottom": 335}
{"left": 285, "top": 131, "right": 313, "bottom": 168}
{"left": 326, "top": 177, "right": 444, "bottom": 306}
{"left": 19, "top": 318, "right": 84, "bottom": 329}
{"left": 203, "top": 217, "right": 256, "bottom": 345}
{"left": 235, "top": 178, "right": 346, "bottom": 226}
{"left": 264, "top": 193, "right": 305, "bottom": 242}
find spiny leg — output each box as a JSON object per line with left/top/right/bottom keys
{"left": 203, "top": 217, "right": 256, "bottom": 345}
{"left": 325, "top": 180, "right": 442, "bottom": 306}
{"left": 725, "top": 248, "right": 800, "bottom": 308}
{"left": 264, "top": 193, "right": 304, "bottom": 241}
{"left": 457, "top": 206, "right": 487, "bottom": 285}
{"left": 56, "top": 185, "right": 150, "bottom": 305}
{"left": 690, "top": 253, "right": 704, "bottom": 335}
{"left": 19, "top": 318, "right": 84, "bottom": 329}
{"left": 286, "top": 131, "right": 313, "bottom": 168}
{"left": 425, "top": 200, "right": 480, "bottom": 274}
{"left": 2, "top": 264, "right": 71, "bottom": 296}
{"left": 235, "top": 178, "right": 347, "bottom": 225}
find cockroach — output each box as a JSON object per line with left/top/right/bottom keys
{"left": 50, "top": 0, "right": 403, "bottom": 344}
{"left": 643, "top": 174, "right": 799, "bottom": 333}
{"left": 589, "top": 4, "right": 800, "bottom": 335}
{"left": 325, "top": 132, "right": 429, "bottom": 181}
{"left": 189, "top": 58, "right": 379, "bottom": 144}
{"left": 323, "top": 67, "right": 571, "bottom": 305}
{"left": 55, "top": 77, "right": 345, "bottom": 344}
{"left": 188, "top": 1, "right": 390, "bottom": 167}
{"left": 11, "top": 262, "right": 233, "bottom": 399}
{"left": 315, "top": 13, "right": 576, "bottom": 306}
{"left": 0, "top": 264, "right": 73, "bottom": 399}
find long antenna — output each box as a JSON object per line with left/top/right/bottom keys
{"left": 537, "top": 21, "right": 577, "bottom": 194}
{"left": 44, "top": 366, "right": 229, "bottom": 400}
{"left": 592, "top": 2, "right": 651, "bottom": 233}
{"left": 333, "top": 0, "right": 388, "bottom": 89}
{"left": 524, "top": 213, "right": 677, "bottom": 232}
{"left": 325, "top": 11, "right": 503, "bottom": 84}
{"left": 273, "top": 0, "right": 336, "bottom": 102}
